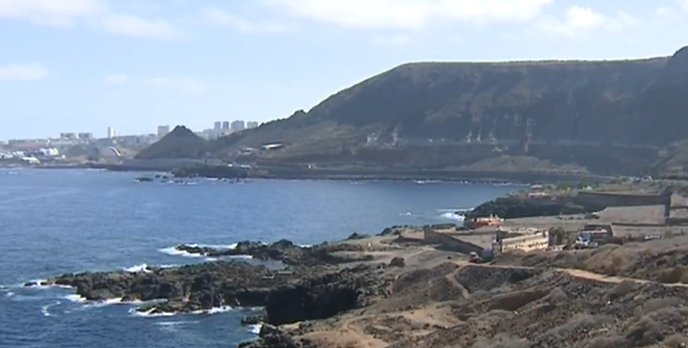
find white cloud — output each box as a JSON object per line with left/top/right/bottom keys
{"left": 104, "top": 74, "right": 204, "bottom": 93}
{"left": 99, "top": 14, "right": 181, "bottom": 40}
{"left": 0, "top": 0, "right": 106, "bottom": 26}
{"left": 0, "top": 62, "right": 48, "bottom": 81}
{"left": 0, "top": 0, "right": 183, "bottom": 39}
{"left": 268, "top": 0, "right": 553, "bottom": 29}
{"left": 203, "top": 7, "right": 288, "bottom": 33}
{"left": 538, "top": 6, "right": 639, "bottom": 39}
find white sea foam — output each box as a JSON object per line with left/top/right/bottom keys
{"left": 24, "top": 279, "right": 73, "bottom": 290}
{"left": 86, "top": 297, "right": 124, "bottom": 307}
{"left": 440, "top": 211, "right": 465, "bottom": 221}
{"left": 226, "top": 255, "right": 252, "bottom": 260}
{"left": 129, "top": 307, "right": 177, "bottom": 317}
{"left": 159, "top": 264, "right": 179, "bottom": 269}
{"left": 159, "top": 243, "right": 239, "bottom": 258}
{"left": 155, "top": 320, "right": 200, "bottom": 332}
{"left": 155, "top": 320, "right": 199, "bottom": 327}
{"left": 438, "top": 208, "right": 471, "bottom": 222}
{"left": 400, "top": 211, "right": 413, "bottom": 216}
{"left": 123, "top": 264, "right": 151, "bottom": 273}
{"left": 41, "top": 305, "right": 51, "bottom": 317}
{"left": 41, "top": 301, "right": 61, "bottom": 317}
{"left": 414, "top": 179, "right": 440, "bottom": 184}
{"left": 65, "top": 294, "right": 87, "bottom": 303}
{"left": 6, "top": 291, "right": 15, "bottom": 298}
{"left": 249, "top": 323, "right": 263, "bottom": 334}
{"left": 192, "top": 305, "right": 233, "bottom": 315}
{"left": 131, "top": 305, "right": 234, "bottom": 317}
{"left": 158, "top": 246, "right": 202, "bottom": 258}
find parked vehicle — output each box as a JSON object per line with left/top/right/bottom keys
{"left": 468, "top": 251, "right": 482, "bottom": 263}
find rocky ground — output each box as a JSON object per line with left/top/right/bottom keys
{"left": 34, "top": 227, "right": 688, "bottom": 348}
{"left": 240, "top": 231, "right": 688, "bottom": 348}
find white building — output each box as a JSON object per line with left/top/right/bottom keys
{"left": 231, "top": 120, "right": 245, "bottom": 132}
{"left": 107, "top": 127, "right": 117, "bottom": 139}
{"left": 246, "top": 121, "right": 259, "bottom": 129}
{"left": 157, "top": 125, "right": 170, "bottom": 138}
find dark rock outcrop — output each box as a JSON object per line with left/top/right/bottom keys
{"left": 175, "top": 239, "right": 376, "bottom": 266}
{"left": 43, "top": 243, "right": 389, "bottom": 322}
{"left": 239, "top": 324, "right": 299, "bottom": 348}
{"left": 466, "top": 195, "right": 589, "bottom": 220}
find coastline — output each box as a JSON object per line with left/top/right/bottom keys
{"left": 28, "top": 162, "right": 612, "bottom": 184}
{"left": 29, "top": 223, "right": 688, "bottom": 348}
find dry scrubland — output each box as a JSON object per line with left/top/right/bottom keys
{"left": 244, "top": 234, "right": 688, "bottom": 348}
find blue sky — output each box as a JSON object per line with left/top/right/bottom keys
{"left": 1, "top": 0, "right": 687, "bottom": 140}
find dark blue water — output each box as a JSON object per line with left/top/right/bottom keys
{"left": 0, "top": 169, "right": 519, "bottom": 347}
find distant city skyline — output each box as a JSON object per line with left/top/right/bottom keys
{"left": 2, "top": 0, "right": 688, "bottom": 140}
{"left": 1, "top": 119, "right": 261, "bottom": 142}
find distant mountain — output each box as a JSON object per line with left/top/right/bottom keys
{"left": 136, "top": 126, "right": 208, "bottom": 159}
{"left": 139, "top": 46, "right": 688, "bottom": 177}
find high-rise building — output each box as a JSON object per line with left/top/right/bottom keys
{"left": 214, "top": 121, "right": 222, "bottom": 131}
{"left": 231, "top": 120, "right": 245, "bottom": 132}
{"left": 246, "top": 121, "right": 259, "bottom": 129}
{"left": 107, "top": 127, "right": 117, "bottom": 139}
{"left": 157, "top": 125, "right": 170, "bottom": 138}
{"left": 222, "top": 121, "right": 230, "bottom": 130}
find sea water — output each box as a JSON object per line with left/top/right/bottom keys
{"left": 0, "top": 168, "right": 519, "bottom": 347}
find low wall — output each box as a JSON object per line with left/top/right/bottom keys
{"left": 423, "top": 229, "right": 484, "bottom": 254}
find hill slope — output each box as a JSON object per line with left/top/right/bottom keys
{"left": 141, "top": 46, "right": 688, "bottom": 177}
{"left": 136, "top": 126, "right": 208, "bottom": 159}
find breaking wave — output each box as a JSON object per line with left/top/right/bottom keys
{"left": 41, "top": 301, "right": 61, "bottom": 317}
{"left": 123, "top": 264, "right": 151, "bottom": 273}
{"left": 65, "top": 294, "right": 87, "bottom": 303}
{"left": 192, "top": 305, "right": 233, "bottom": 315}
{"left": 130, "top": 307, "right": 177, "bottom": 318}
{"left": 437, "top": 208, "right": 469, "bottom": 222}
{"left": 249, "top": 323, "right": 263, "bottom": 334}
{"left": 24, "top": 279, "right": 72, "bottom": 290}
{"left": 440, "top": 212, "right": 465, "bottom": 221}
{"left": 158, "top": 246, "right": 203, "bottom": 258}
{"left": 130, "top": 305, "right": 233, "bottom": 317}
{"left": 158, "top": 243, "right": 239, "bottom": 258}
{"left": 155, "top": 320, "right": 199, "bottom": 327}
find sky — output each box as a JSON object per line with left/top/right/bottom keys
{"left": 1, "top": 0, "right": 687, "bottom": 140}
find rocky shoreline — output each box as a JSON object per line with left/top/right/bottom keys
{"left": 29, "top": 181, "right": 688, "bottom": 348}
{"left": 34, "top": 238, "right": 396, "bottom": 325}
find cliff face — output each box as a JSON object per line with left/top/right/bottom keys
{"left": 142, "top": 46, "right": 688, "bottom": 176}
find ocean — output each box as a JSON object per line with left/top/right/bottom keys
{"left": 0, "top": 169, "right": 519, "bottom": 347}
